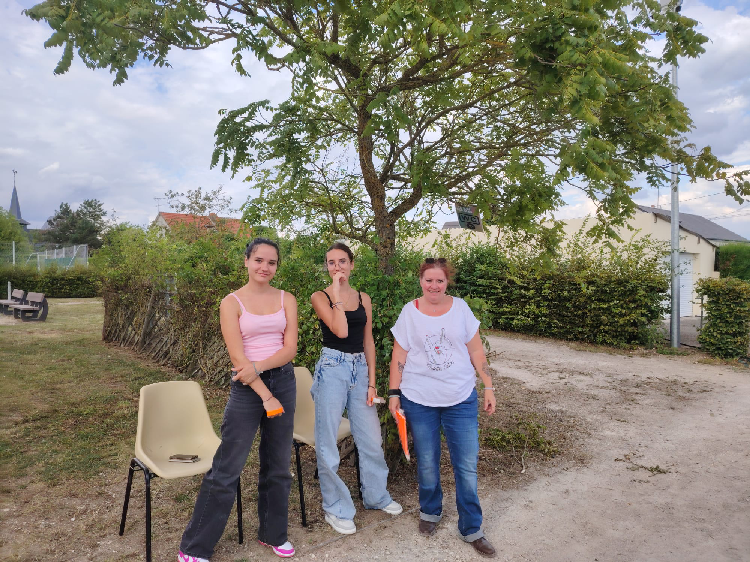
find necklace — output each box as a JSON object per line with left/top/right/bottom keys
{"left": 344, "top": 289, "right": 355, "bottom": 305}
{"left": 423, "top": 296, "right": 445, "bottom": 314}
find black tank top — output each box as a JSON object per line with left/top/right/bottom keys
{"left": 319, "top": 290, "right": 367, "bottom": 353}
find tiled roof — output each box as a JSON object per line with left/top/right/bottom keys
{"left": 636, "top": 205, "right": 748, "bottom": 243}
{"left": 157, "top": 212, "right": 244, "bottom": 234}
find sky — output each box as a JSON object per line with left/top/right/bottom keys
{"left": 1, "top": 0, "right": 749, "bottom": 240}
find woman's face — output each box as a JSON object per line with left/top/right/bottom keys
{"left": 326, "top": 249, "right": 353, "bottom": 280}
{"left": 420, "top": 267, "right": 448, "bottom": 300}
{"left": 245, "top": 244, "right": 279, "bottom": 283}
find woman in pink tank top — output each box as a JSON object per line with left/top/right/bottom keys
{"left": 179, "top": 238, "right": 299, "bottom": 561}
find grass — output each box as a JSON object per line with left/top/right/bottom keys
{"left": 0, "top": 299, "right": 226, "bottom": 485}
{"left": 0, "top": 298, "right": 579, "bottom": 561}
{"left": 481, "top": 415, "right": 558, "bottom": 458}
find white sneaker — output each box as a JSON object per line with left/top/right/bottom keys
{"left": 178, "top": 552, "right": 209, "bottom": 562}
{"left": 324, "top": 512, "right": 356, "bottom": 534}
{"left": 381, "top": 500, "right": 403, "bottom": 515}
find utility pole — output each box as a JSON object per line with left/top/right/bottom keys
{"left": 660, "top": 0, "right": 683, "bottom": 348}
{"left": 669, "top": 59, "right": 680, "bottom": 348}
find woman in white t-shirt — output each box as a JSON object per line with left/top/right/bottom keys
{"left": 388, "top": 258, "right": 497, "bottom": 558}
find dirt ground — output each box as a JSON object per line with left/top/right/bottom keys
{"left": 289, "top": 334, "right": 750, "bottom": 562}
{"left": 2, "top": 329, "right": 749, "bottom": 561}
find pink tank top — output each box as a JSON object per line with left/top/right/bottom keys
{"left": 230, "top": 291, "right": 286, "bottom": 361}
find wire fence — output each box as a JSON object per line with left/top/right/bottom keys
{"left": 0, "top": 242, "right": 89, "bottom": 270}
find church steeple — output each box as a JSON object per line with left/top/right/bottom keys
{"left": 9, "top": 170, "right": 30, "bottom": 231}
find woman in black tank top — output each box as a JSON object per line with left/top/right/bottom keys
{"left": 309, "top": 242, "right": 401, "bottom": 534}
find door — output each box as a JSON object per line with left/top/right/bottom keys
{"left": 663, "top": 253, "right": 694, "bottom": 317}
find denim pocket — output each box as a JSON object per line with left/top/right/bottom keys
{"left": 319, "top": 354, "right": 341, "bottom": 368}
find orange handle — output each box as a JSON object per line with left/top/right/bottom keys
{"left": 266, "top": 407, "right": 284, "bottom": 418}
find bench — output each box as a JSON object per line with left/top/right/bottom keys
{"left": 9, "top": 292, "right": 49, "bottom": 322}
{"left": 0, "top": 289, "right": 27, "bottom": 315}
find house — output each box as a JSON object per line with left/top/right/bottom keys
{"left": 634, "top": 205, "right": 748, "bottom": 247}
{"left": 152, "top": 212, "right": 244, "bottom": 235}
{"left": 417, "top": 206, "right": 746, "bottom": 317}
{"left": 561, "top": 206, "right": 745, "bottom": 317}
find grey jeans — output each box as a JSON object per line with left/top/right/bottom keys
{"left": 180, "top": 363, "right": 296, "bottom": 559}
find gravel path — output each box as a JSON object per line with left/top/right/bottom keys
{"left": 290, "top": 334, "right": 750, "bottom": 562}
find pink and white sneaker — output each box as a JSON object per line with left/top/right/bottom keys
{"left": 178, "top": 551, "right": 209, "bottom": 562}
{"left": 259, "top": 540, "right": 295, "bottom": 558}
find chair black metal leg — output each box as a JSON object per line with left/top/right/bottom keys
{"left": 355, "top": 445, "right": 362, "bottom": 500}
{"left": 236, "top": 478, "right": 243, "bottom": 544}
{"left": 143, "top": 466, "right": 152, "bottom": 562}
{"left": 293, "top": 441, "right": 307, "bottom": 527}
{"left": 119, "top": 459, "right": 137, "bottom": 535}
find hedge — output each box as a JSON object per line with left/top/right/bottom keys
{"left": 696, "top": 277, "right": 750, "bottom": 359}
{"left": 443, "top": 230, "right": 670, "bottom": 347}
{"left": 0, "top": 265, "right": 102, "bottom": 298}
{"left": 717, "top": 243, "right": 750, "bottom": 282}
{"left": 98, "top": 225, "right": 673, "bottom": 393}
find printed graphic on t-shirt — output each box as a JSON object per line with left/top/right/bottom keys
{"left": 424, "top": 329, "right": 454, "bottom": 371}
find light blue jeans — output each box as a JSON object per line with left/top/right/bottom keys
{"left": 311, "top": 347, "right": 392, "bottom": 520}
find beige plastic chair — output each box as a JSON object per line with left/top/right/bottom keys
{"left": 292, "top": 366, "right": 360, "bottom": 526}
{"left": 119, "top": 381, "right": 243, "bottom": 562}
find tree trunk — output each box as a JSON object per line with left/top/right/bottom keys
{"left": 357, "top": 104, "right": 396, "bottom": 274}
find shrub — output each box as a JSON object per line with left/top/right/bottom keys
{"left": 696, "top": 277, "right": 750, "bottom": 359}
{"left": 97, "top": 226, "right": 430, "bottom": 389}
{"left": 0, "top": 264, "right": 102, "bottom": 297}
{"left": 428, "top": 227, "right": 669, "bottom": 347}
{"left": 717, "top": 243, "right": 750, "bottom": 282}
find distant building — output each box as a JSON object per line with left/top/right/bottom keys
{"left": 9, "top": 186, "right": 29, "bottom": 232}
{"left": 417, "top": 206, "right": 748, "bottom": 317}
{"left": 634, "top": 205, "right": 748, "bottom": 247}
{"left": 152, "top": 212, "right": 244, "bottom": 235}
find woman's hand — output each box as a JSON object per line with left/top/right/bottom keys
{"left": 331, "top": 272, "right": 347, "bottom": 297}
{"left": 263, "top": 396, "right": 284, "bottom": 416}
{"left": 367, "top": 385, "right": 379, "bottom": 407}
{"left": 231, "top": 364, "right": 258, "bottom": 386}
{"left": 483, "top": 388, "right": 496, "bottom": 415}
{"left": 389, "top": 396, "right": 401, "bottom": 417}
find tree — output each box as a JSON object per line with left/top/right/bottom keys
{"left": 26, "top": 0, "right": 750, "bottom": 271}
{"left": 42, "top": 199, "right": 108, "bottom": 248}
{"left": 0, "top": 207, "right": 28, "bottom": 244}
{"left": 164, "top": 185, "right": 234, "bottom": 215}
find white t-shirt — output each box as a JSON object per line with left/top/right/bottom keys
{"left": 390, "top": 296, "right": 481, "bottom": 407}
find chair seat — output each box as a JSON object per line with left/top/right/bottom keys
{"left": 138, "top": 433, "right": 220, "bottom": 479}
{"left": 293, "top": 417, "right": 351, "bottom": 448}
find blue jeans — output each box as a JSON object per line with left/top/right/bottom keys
{"left": 311, "top": 347, "right": 392, "bottom": 520}
{"left": 180, "top": 363, "right": 296, "bottom": 559}
{"left": 401, "top": 388, "right": 484, "bottom": 541}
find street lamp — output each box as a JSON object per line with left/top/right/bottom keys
{"left": 660, "top": 0, "right": 682, "bottom": 348}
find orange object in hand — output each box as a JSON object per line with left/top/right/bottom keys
{"left": 394, "top": 408, "right": 410, "bottom": 461}
{"left": 266, "top": 407, "right": 284, "bottom": 418}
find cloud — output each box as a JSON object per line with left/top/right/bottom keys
{"left": 0, "top": 0, "right": 747, "bottom": 244}
{"left": 0, "top": 0, "right": 291, "bottom": 229}
{"left": 674, "top": 1, "right": 750, "bottom": 163}
{"left": 0, "top": 147, "right": 28, "bottom": 157}
{"left": 38, "top": 162, "right": 59, "bottom": 175}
